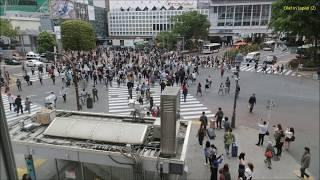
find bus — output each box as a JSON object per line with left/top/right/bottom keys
{"left": 202, "top": 43, "right": 221, "bottom": 54}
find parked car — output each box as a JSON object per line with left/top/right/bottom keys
{"left": 263, "top": 55, "right": 277, "bottom": 64}
{"left": 25, "top": 59, "right": 44, "bottom": 67}
{"left": 245, "top": 52, "right": 260, "bottom": 62}
{"left": 4, "top": 58, "right": 22, "bottom": 65}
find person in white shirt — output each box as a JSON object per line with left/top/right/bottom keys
{"left": 244, "top": 162, "right": 254, "bottom": 180}
{"left": 284, "top": 127, "right": 295, "bottom": 150}
{"left": 256, "top": 119, "right": 269, "bottom": 146}
{"left": 7, "top": 93, "right": 14, "bottom": 111}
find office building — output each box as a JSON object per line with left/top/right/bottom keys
{"left": 107, "top": 7, "right": 208, "bottom": 46}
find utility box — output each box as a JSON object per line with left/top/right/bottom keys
{"left": 36, "top": 109, "right": 55, "bottom": 125}
{"left": 160, "top": 87, "right": 180, "bottom": 157}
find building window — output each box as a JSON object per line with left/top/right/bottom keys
{"left": 251, "top": 5, "right": 260, "bottom": 26}
{"left": 225, "top": 6, "right": 234, "bottom": 26}
{"left": 217, "top": 6, "right": 226, "bottom": 26}
{"left": 213, "top": 6, "right": 218, "bottom": 13}
{"left": 234, "top": 5, "right": 243, "bottom": 26}
{"left": 260, "top": 4, "right": 270, "bottom": 26}
{"left": 242, "top": 5, "right": 252, "bottom": 26}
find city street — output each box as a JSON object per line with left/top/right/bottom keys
{"left": 2, "top": 49, "right": 319, "bottom": 179}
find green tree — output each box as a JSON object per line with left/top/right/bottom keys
{"left": 37, "top": 31, "right": 56, "bottom": 54}
{"left": 0, "top": 19, "right": 18, "bottom": 38}
{"left": 156, "top": 31, "right": 178, "bottom": 50}
{"left": 172, "top": 11, "right": 210, "bottom": 41}
{"left": 61, "top": 20, "right": 96, "bottom": 51}
{"left": 269, "top": 0, "right": 320, "bottom": 62}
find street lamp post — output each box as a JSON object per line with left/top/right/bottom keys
{"left": 231, "top": 77, "right": 239, "bottom": 128}
{"left": 0, "top": 60, "right": 18, "bottom": 180}
{"left": 47, "top": 52, "right": 81, "bottom": 110}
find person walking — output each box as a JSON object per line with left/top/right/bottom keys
{"left": 248, "top": 94, "right": 256, "bottom": 113}
{"left": 7, "top": 93, "right": 14, "bottom": 111}
{"left": 218, "top": 83, "right": 224, "bottom": 95}
{"left": 244, "top": 162, "right": 254, "bottom": 180}
{"left": 182, "top": 83, "right": 188, "bottom": 102}
{"left": 274, "top": 124, "right": 285, "bottom": 156}
{"left": 223, "top": 117, "right": 231, "bottom": 132}
{"left": 24, "top": 74, "right": 30, "bottom": 86}
{"left": 238, "top": 153, "right": 246, "bottom": 179}
{"left": 60, "top": 86, "right": 67, "bottom": 103}
{"left": 223, "top": 128, "right": 235, "bottom": 157}
{"left": 160, "top": 80, "right": 166, "bottom": 93}
{"left": 214, "top": 107, "right": 224, "bottom": 129}
{"left": 24, "top": 97, "right": 32, "bottom": 114}
{"left": 210, "top": 154, "right": 224, "bottom": 180}
{"left": 205, "top": 79, "right": 210, "bottom": 92}
{"left": 197, "top": 125, "right": 206, "bottom": 146}
{"left": 92, "top": 86, "right": 99, "bottom": 102}
{"left": 16, "top": 78, "right": 22, "bottom": 91}
{"left": 196, "top": 82, "right": 202, "bottom": 96}
{"left": 14, "top": 95, "right": 23, "bottom": 116}
{"left": 284, "top": 127, "right": 295, "bottom": 150}
{"left": 221, "top": 164, "right": 231, "bottom": 180}
{"left": 31, "top": 66, "right": 35, "bottom": 75}
{"left": 218, "top": 168, "right": 225, "bottom": 180}
{"left": 149, "top": 96, "right": 154, "bottom": 111}
{"left": 225, "top": 77, "right": 230, "bottom": 94}
{"left": 51, "top": 73, "right": 56, "bottom": 85}
{"left": 200, "top": 111, "right": 208, "bottom": 129}
{"left": 39, "top": 73, "right": 43, "bottom": 85}
{"left": 256, "top": 119, "right": 269, "bottom": 146}
{"left": 204, "top": 141, "right": 214, "bottom": 165}
{"left": 299, "top": 147, "right": 311, "bottom": 179}
{"left": 264, "top": 141, "right": 274, "bottom": 169}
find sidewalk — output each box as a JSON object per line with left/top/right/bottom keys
{"left": 296, "top": 71, "right": 318, "bottom": 80}
{"left": 185, "top": 122, "right": 313, "bottom": 180}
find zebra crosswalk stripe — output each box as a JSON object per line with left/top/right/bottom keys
{"left": 14, "top": 71, "right": 60, "bottom": 82}
{"left": 1, "top": 94, "right": 43, "bottom": 123}
{"left": 236, "top": 65, "right": 298, "bottom": 77}
{"left": 107, "top": 85, "right": 215, "bottom": 120}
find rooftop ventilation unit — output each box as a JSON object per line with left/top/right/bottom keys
{"left": 160, "top": 87, "right": 180, "bottom": 157}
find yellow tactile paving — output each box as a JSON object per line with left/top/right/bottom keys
{"left": 16, "top": 159, "right": 47, "bottom": 178}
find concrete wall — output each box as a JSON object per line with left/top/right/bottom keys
{"left": 5, "top": 16, "right": 40, "bottom": 32}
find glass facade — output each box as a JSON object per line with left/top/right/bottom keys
{"left": 212, "top": 4, "right": 271, "bottom": 27}
{"left": 108, "top": 9, "right": 209, "bottom": 37}
{"left": 260, "top": 4, "right": 270, "bottom": 26}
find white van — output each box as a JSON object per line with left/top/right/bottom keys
{"left": 245, "top": 52, "right": 260, "bottom": 62}
{"left": 26, "top": 51, "right": 40, "bottom": 60}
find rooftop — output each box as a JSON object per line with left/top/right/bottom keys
{"left": 9, "top": 110, "right": 191, "bottom": 174}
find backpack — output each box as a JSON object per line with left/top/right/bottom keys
{"left": 224, "top": 132, "right": 234, "bottom": 144}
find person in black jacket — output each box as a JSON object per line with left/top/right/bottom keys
{"left": 248, "top": 94, "right": 256, "bottom": 113}
{"left": 14, "top": 95, "right": 23, "bottom": 116}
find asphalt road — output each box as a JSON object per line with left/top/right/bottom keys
{"left": 3, "top": 49, "right": 319, "bottom": 179}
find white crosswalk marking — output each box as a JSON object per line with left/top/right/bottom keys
{"left": 14, "top": 70, "right": 60, "bottom": 82}
{"left": 107, "top": 84, "right": 215, "bottom": 120}
{"left": 1, "top": 94, "right": 43, "bottom": 123}
{"left": 235, "top": 64, "right": 299, "bottom": 77}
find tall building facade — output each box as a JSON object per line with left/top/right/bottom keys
{"left": 106, "top": 0, "right": 202, "bottom": 46}
{"left": 208, "top": 0, "right": 274, "bottom": 43}
{"left": 107, "top": 8, "right": 208, "bottom": 46}
{"left": 107, "top": 0, "right": 274, "bottom": 46}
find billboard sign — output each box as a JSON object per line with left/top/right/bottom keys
{"left": 50, "top": 0, "right": 76, "bottom": 19}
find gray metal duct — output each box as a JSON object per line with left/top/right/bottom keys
{"left": 160, "top": 87, "right": 180, "bottom": 157}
